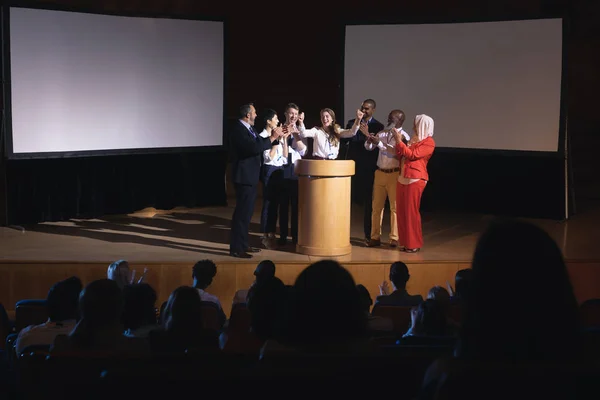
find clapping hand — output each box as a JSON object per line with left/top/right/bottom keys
{"left": 369, "top": 134, "right": 380, "bottom": 145}
{"left": 378, "top": 280, "right": 390, "bottom": 295}
{"left": 359, "top": 122, "right": 370, "bottom": 137}
{"left": 272, "top": 126, "right": 284, "bottom": 139}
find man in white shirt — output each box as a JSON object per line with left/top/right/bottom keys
{"left": 362, "top": 109, "right": 410, "bottom": 247}
{"left": 278, "top": 103, "right": 308, "bottom": 246}
{"left": 15, "top": 276, "right": 82, "bottom": 354}
{"left": 192, "top": 259, "right": 226, "bottom": 327}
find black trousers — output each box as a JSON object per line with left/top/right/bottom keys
{"left": 260, "top": 166, "right": 284, "bottom": 234}
{"left": 230, "top": 183, "right": 258, "bottom": 253}
{"left": 279, "top": 178, "right": 299, "bottom": 242}
{"left": 357, "top": 168, "right": 376, "bottom": 240}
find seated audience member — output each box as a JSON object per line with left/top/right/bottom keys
{"left": 122, "top": 283, "right": 159, "bottom": 339}
{"left": 284, "top": 260, "right": 369, "bottom": 353}
{"left": 455, "top": 219, "right": 582, "bottom": 361}
{"left": 356, "top": 284, "right": 393, "bottom": 333}
{"left": 223, "top": 276, "right": 289, "bottom": 354}
{"left": 107, "top": 260, "right": 147, "bottom": 290}
{"left": 420, "top": 219, "right": 585, "bottom": 399}
{"left": 399, "top": 299, "right": 454, "bottom": 346}
{"left": 16, "top": 277, "right": 82, "bottom": 354}
{"left": 192, "top": 259, "right": 226, "bottom": 327}
{"left": 375, "top": 261, "right": 423, "bottom": 307}
{"left": 107, "top": 260, "right": 130, "bottom": 289}
{"left": 448, "top": 268, "right": 474, "bottom": 304}
{"left": 52, "top": 279, "right": 148, "bottom": 355}
{"left": 427, "top": 285, "right": 460, "bottom": 331}
{"left": 247, "top": 276, "right": 287, "bottom": 342}
{"left": 232, "top": 260, "right": 276, "bottom": 305}
{"left": 150, "top": 286, "right": 219, "bottom": 353}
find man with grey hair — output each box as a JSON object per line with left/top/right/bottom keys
{"left": 229, "top": 103, "right": 283, "bottom": 258}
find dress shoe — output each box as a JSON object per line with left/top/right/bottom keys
{"left": 389, "top": 240, "right": 399, "bottom": 248}
{"left": 261, "top": 236, "right": 276, "bottom": 250}
{"left": 404, "top": 248, "right": 421, "bottom": 253}
{"left": 230, "top": 251, "right": 252, "bottom": 259}
{"left": 277, "top": 238, "right": 287, "bottom": 246}
{"left": 246, "top": 247, "right": 261, "bottom": 253}
{"left": 366, "top": 239, "right": 381, "bottom": 247}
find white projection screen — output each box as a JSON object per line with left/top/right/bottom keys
{"left": 6, "top": 7, "right": 224, "bottom": 157}
{"left": 344, "top": 19, "right": 563, "bottom": 152}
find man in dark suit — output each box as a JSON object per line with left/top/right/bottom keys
{"left": 340, "top": 99, "right": 385, "bottom": 243}
{"left": 374, "top": 261, "right": 423, "bottom": 307}
{"left": 228, "top": 103, "right": 283, "bottom": 258}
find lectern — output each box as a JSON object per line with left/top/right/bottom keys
{"left": 295, "top": 159, "right": 355, "bottom": 256}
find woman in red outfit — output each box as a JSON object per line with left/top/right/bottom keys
{"left": 392, "top": 114, "right": 435, "bottom": 253}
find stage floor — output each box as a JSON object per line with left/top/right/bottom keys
{"left": 2, "top": 201, "right": 600, "bottom": 315}
{"left": 1, "top": 201, "right": 600, "bottom": 264}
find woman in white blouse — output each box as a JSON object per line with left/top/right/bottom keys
{"left": 259, "top": 109, "right": 291, "bottom": 247}
{"left": 298, "top": 108, "right": 362, "bottom": 159}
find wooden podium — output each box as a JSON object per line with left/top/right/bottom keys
{"left": 295, "top": 159, "right": 355, "bottom": 256}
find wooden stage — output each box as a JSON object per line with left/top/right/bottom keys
{"left": 1, "top": 201, "right": 600, "bottom": 316}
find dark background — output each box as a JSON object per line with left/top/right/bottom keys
{"left": 1, "top": 0, "right": 598, "bottom": 225}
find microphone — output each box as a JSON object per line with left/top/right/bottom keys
{"left": 344, "top": 140, "right": 350, "bottom": 160}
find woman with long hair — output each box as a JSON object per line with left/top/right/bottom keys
{"left": 298, "top": 108, "right": 362, "bottom": 160}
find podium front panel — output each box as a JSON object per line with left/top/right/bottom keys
{"left": 295, "top": 160, "right": 354, "bottom": 257}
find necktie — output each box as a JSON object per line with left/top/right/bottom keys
{"left": 249, "top": 126, "right": 257, "bottom": 138}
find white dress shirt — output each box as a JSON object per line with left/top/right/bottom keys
{"left": 289, "top": 135, "right": 307, "bottom": 165}
{"left": 298, "top": 124, "right": 359, "bottom": 159}
{"left": 260, "top": 130, "right": 288, "bottom": 167}
{"left": 364, "top": 127, "right": 409, "bottom": 170}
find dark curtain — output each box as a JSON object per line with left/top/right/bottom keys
{"left": 422, "top": 152, "right": 566, "bottom": 220}
{"left": 6, "top": 151, "right": 227, "bottom": 225}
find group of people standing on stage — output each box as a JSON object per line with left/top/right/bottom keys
{"left": 227, "top": 99, "right": 435, "bottom": 259}
{"left": 346, "top": 99, "right": 436, "bottom": 254}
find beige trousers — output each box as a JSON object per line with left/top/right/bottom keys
{"left": 371, "top": 169, "right": 399, "bottom": 241}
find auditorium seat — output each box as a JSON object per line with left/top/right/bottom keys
{"left": 15, "top": 299, "right": 48, "bottom": 332}
{"left": 371, "top": 305, "right": 412, "bottom": 333}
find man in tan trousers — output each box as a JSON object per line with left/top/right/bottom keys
{"left": 360, "top": 109, "right": 410, "bottom": 247}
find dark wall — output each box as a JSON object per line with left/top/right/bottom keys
{"left": 1, "top": 0, "right": 598, "bottom": 224}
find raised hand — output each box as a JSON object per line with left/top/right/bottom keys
{"left": 298, "top": 112, "right": 305, "bottom": 124}
{"left": 378, "top": 280, "right": 390, "bottom": 296}
{"left": 356, "top": 109, "right": 365, "bottom": 121}
{"left": 272, "top": 126, "right": 284, "bottom": 138}
{"left": 359, "top": 122, "right": 370, "bottom": 137}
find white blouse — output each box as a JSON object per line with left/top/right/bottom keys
{"left": 298, "top": 124, "right": 359, "bottom": 159}
{"left": 259, "top": 130, "right": 288, "bottom": 167}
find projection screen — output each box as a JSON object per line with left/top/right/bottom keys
{"left": 5, "top": 7, "right": 224, "bottom": 157}
{"left": 344, "top": 19, "right": 563, "bottom": 152}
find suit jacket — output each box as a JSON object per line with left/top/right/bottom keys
{"left": 229, "top": 120, "right": 274, "bottom": 185}
{"left": 342, "top": 117, "right": 385, "bottom": 167}
{"left": 374, "top": 289, "right": 423, "bottom": 307}
{"left": 396, "top": 137, "right": 435, "bottom": 181}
